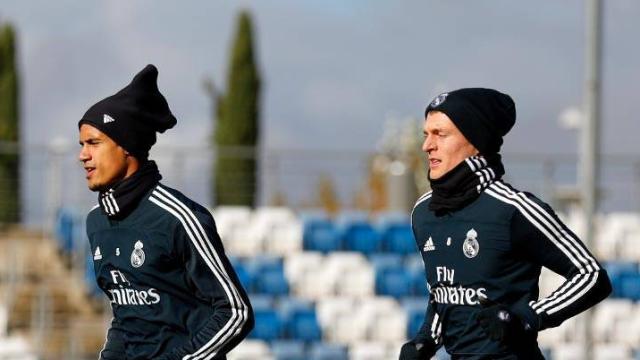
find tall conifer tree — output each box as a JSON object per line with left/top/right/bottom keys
{"left": 0, "top": 23, "right": 20, "bottom": 224}
{"left": 212, "top": 11, "right": 261, "bottom": 206}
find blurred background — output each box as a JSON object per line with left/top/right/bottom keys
{"left": 0, "top": 1, "right": 639, "bottom": 359}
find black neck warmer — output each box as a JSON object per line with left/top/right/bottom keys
{"left": 98, "top": 160, "right": 162, "bottom": 218}
{"left": 429, "top": 154, "right": 504, "bottom": 214}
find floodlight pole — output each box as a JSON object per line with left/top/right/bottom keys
{"left": 581, "top": 0, "right": 602, "bottom": 359}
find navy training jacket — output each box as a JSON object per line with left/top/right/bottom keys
{"left": 87, "top": 183, "right": 253, "bottom": 360}
{"left": 411, "top": 180, "right": 611, "bottom": 359}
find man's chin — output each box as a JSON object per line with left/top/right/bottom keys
{"left": 88, "top": 182, "right": 106, "bottom": 192}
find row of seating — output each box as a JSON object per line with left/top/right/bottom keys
{"left": 55, "top": 207, "right": 640, "bottom": 263}
{"left": 229, "top": 338, "right": 640, "bottom": 360}
{"left": 212, "top": 206, "right": 640, "bottom": 260}
{"left": 232, "top": 252, "right": 640, "bottom": 301}
{"left": 228, "top": 339, "right": 406, "bottom": 360}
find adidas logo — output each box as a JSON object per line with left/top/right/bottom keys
{"left": 103, "top": 114, "right": 116, "bottom": 124}
{"left": 423, "top": 237, "right": 436, "bottom": 252}
{"left": 94, "top": 246, "right": 102, "bottom": 260}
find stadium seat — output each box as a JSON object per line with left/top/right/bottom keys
{"left": 265, "top": 220, "right": 303, "bottom": 256}
{"left": 369, "top": 253, "right": 403, "bottom": 271}
{"left": 316, "top": 297, "right": 356, "bottom": 335}
{"left": 250, "top": 294, "right": 276, "bottom": 311}
{"left": 227, "top": 339, "right": 273, "bottom": 360}
{"left": 308, "top": 343, "right": 348, "bottom": 360}
{"left": 370, "top": 309, "right": 407, "bottom": 342}
{"left": 244, "top": 256, "right": 285, "bottom": 294}
{"left": 303, "top": 219, "right": 342, "bottom": 252}
{"left": 279, "top": 297, "right": 319, "bottom": 341}
{"left": 410, "top": 267, "right": 429, "bottom": 297}
{"left": 212, "top": 206, "right": 252, "bottom": 252}
{"left": 285, "top": 308, "right": 322, "bottom": 342}
{"left": 229, "top": 259, "right": 253, "bottom": 293}
{"left": 55, "top": 208, "right": 75, "bottom": 253}
{"left": 248, "top": 207, "right": 301, "bottom": 256}
{"left": 255, "top": 268, "right": 289, "bottom": 296}
{"left": 250, "top": 309, "right": 283, "bottom": 341}
{"left": 552, "top": 343, "right": 584, "bottom": 360}
{"left": 619, "top": 273, "right": 640, "bottom": 301}
{"left": 375, "top": 266, "right": 413, "bottom": 298}
{"left": 613, "top": 303, "right": 640, "bottom": 346}
{"left": 381, "top": 223, "right": 416, "bottom": 255}
{"left": 342, "top": 222, "right": 383, "bottom": 254}
{"left": 591, "top": 299, "right": 634, "bottom": 343}
{"left": 594, "top": 343, "right": 633, "bottom": 360}
{"left": 85, "top": 254, "right": 101, "bottom": 298}
{"left": 270, "top": 340, "right": 306, "bottom": 360}
{"left": 349, "top": 341, "right": 388, "bottom": 360}
{"left": 603, "top": 261, "right": 639, "bottom": 298}
{"left": 402, "top": 297, "right": 427, "bottom": 338}
{"left": 334, "top": 263, "right": 375, "bottom": 297}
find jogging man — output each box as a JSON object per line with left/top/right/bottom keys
{"left": 78, "top": 64, "right": 253, "bottom": 359}
{"left": 399, "top": 88, "right": 611, "bottom": 359}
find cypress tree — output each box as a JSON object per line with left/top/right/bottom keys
{"left": 0, "top": 23, "right": 20, "bottom": 224}
{"left": 213, "top": 10, "right": 261, "bottom": 206}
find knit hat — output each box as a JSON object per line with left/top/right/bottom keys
{"left": 424, "top": 88, "right": 516, "bottom": 155}
{"left": 79, "top": 64, "right": 177, "bottom": 159}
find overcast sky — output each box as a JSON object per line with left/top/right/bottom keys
{"left": 0, "top": 0, "right": 638, "bottom": 156}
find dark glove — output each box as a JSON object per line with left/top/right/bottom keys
{"left": 399, "top": 340, "right": 436, "bottom": 360}
{"left": 476, "top": 297, "right": 527, "bottom": 343}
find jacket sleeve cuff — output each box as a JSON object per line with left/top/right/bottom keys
{"left": 510, "top": 302, "right": 541, "bottom": 331}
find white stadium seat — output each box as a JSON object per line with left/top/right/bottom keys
{"left": 594, "top": 343, "right": 633, "bottom": 360}
{"left": 227, "top": 339, "right": 273, "bottom": 360}
{"left": 350, "top": 341, "right": 389, "bottom": 360}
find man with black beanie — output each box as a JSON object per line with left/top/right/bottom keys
{"left": 399, "top": 88, "right": 611, "bottom": 359}
{"left": 78, "top": 64, "right": 253, "bottom": 359}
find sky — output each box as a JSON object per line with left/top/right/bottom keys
{"left": 0, "top": 0, "right": 638, "bottom": 155}
{"left": 0, "top": 1, "right": 639, "bottom": 223}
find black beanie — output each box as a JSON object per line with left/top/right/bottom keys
{"left": 424, "top": 88, "right": 516, "bottom": 155}
{"left": 79, "top": 64, "right": 177, "bottom": 160}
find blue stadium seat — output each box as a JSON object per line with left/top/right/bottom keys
{"left": 278, "top": 298, "right": 321, "bottom": 341}
{"left": 232, "top": 262, "right": 253, "bottom": 293}
{"left": 381, "top": 223, "right": 416, "bottom": 254}
{"left": 376, "top": 266, "right": 413, "bottom": 298}
{"left": 271, "top": 340, "right": 306, "bottom": 360}
{"left": 285, "top": 308, "right": 322, "bottom": 341}
{"left": 369, "top": 253, "right": 403, "bottom": 271}
{"left": 402, "top": 297, "right": 427, "bottom": 338}
{"left": 245, "top": 256, "right": 287, "bottom": 294}
{"left": 85, "top": 254, "right": 101, "bottom": 298}
{"left": 250, "top": 294, "right": 276, "bottom": 312}
{"left": 303, "top": 219, "right": 342, "bottom": 252}
{"left": 308, "top": 343, "right": 348, "bottom": 360}
{"left": 55, "top": 208, "right": 75, "bottom": 253}
{"left": 255, "top": 268, "right": 290, "bottom": 295}
{"left": 604, "top": 261, "right": 639, "bottom": 298}
{"left": 620, "top": 273, "right": 640, "bottom": 301}
{"left": 342, "top": 222, "right": 382, "bottom": 254}
{"left": 405, "top": 256, "right": 428, "bottom": 296}
{"left": 250, "top": 308, "right": 283, "bottom": 341}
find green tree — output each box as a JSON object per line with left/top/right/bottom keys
{"left": 0, "top": 23, "right": 20, "bottom": 224}
{"left": 212, "top": 11, "right": 261, "bottom": 206}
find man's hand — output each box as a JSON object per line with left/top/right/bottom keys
{"left": 476, "top": 297, "right": 528, "bottom": 343}
{"left": 399, "top": 340, "right": 436, "bottom": 360}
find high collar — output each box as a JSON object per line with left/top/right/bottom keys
{"left": 428, "top": 154, "right": 504, "bottom": 214}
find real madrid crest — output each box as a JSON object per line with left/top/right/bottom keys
{"left": 430, "top": 93, "right": 448, "bottom": 107}
{"left": 463, "top": 228, "right": 479, "bottom": 258}
{"left": 131, "top": 240, "right": 146, "bottom": 268}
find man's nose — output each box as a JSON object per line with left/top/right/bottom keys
{"left": 422, "top": 136, "right": 434, "bottom": 153}
{"left": 78, "top": 147, "right": 89, "bottom": 162}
